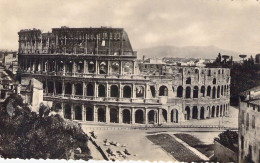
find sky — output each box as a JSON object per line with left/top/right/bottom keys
{"left": 0, "top": 0, "right": 260, "bottom": 54}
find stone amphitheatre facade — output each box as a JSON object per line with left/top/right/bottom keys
{"left": 18, "top": 27, "right": 230, "bottom": 125}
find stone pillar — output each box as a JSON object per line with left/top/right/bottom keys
{"left": 63, "top": 61, "right": 65, "bottom": 75}
{"left": 83, "top": 60, "right": 87, "bottom": 74}
{"left": 82, "top": 105, "right": 86, "bottom": 121}
{"left": 167, "top": 107, "right": 171, "bottom": 123}
{"left": 71, "top": 103, "right": 75, "bottom": 120}
{"left": 32, "top": 60, "right": 35, "bottom": 72}
{"left": 82, "top": 82, "right": 86, "bottom": 97}
{"left": 144, "top": 108, "right": 148, "bottom": 124}
{"left": 145, "top": 83, "right": 149, "bottom": 99}
{"left": 94, "top": 82, "right": 97, "bottom": 98}
{"left": 197, "top": 108, "right": 200, "bottom": 120}
{"left": 133, "top": 61, "right": 136, "bottom": 75}
{"left": 72, "top": 83, "right": 75, "bottom": 98}
{"left": 119, "top": 83, "right": 122, "bottom": 98}
{"left": 93, "top": 105, "right": 98, "bottom": 122}
{"left": 62, "top": 80, "right": 65, "bottom": 97}
{"left": 132, "top": 84, "right": 135, "bottom": 98}
{"left": 107, "top": 60, "right": 110, "bottom": 75}
{"left": 131, "top": 108, "right": 135, "bottom": 124}
{"left": 106, "top": 82, "right": 109, "bottom": 98}
{"left": 105, "top": 105, "right": 110, "bottom": 123}
{"left": 120, "top": 61, "right": 123, "bottom": 75}
{"left": 95, "top": 60, "right": 98, "bottom": 74}
{"left": 118, "top": 106, "right": 122, "bottom": 123}
{"left": 72, "top": 61, "right": 76, "bottom": 76}
{"left": 53, "top": 80, "right": 56, "bottom": 96}
{"left": 158, "top": 108, "right": 162, "bottom": 124}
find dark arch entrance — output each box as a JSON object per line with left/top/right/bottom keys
{"left": 212, "top": 87, "right": 216, "bottom": 99}
{"left": 75, "top": 83, "right": 83, "bottom": 95}
{"left": 192, "top": 106, "right": 198, "bottom": 119}
{"left": 200, "top": 107, "right": 205, "bottom": 119}
{"left": 171, "top": 109, "right": 178, "bottom": 123}
{"left": 65, "top": 83, "right": 72, "bottom": 95}
{"left": 98, "top": 84, "right": 106, "bottom": 97}
{"left": 110, "top": 108, "right": 118, "bottom": 123}
{"left": 122, "top": 109, "right": 131, "bottom": 124}
{"left": 110, "top": 85, "right": 119, "bottom": 97}
{"left": 55, "top": 81, "right": 62, "bottom": 94}
{"left": 211, "top": 106, "right": 215, "bottom": 117}
{"left": 201, "top": 86, "right": 205, "bottom": 97}
{"left": 47, "top": 81, "right": 54, "bottom": 93}
{"left": 135, "top": 110, "right": 144, "bottom": 124}
{"left": 216, "top": 106, "right": 219, "bottom": 117}
{"left": 162, "top": 109, "right": 167, "bottom": 122}
{"left": 217, "top": 86, "right": 220, "bottom": 98}
{"left": 54, "top": 103, "right": 62, "bottom": 112}
{"left": 148, "top": 110, "right": 157, "bottom": 124}
{"left": 207, "top": 86, "right": 211, "bottom": 97}
{"left": 177, "top": 86, "right": 183, "bottom": 97}
{"left": 185, "top": 106, "right": 190, "bottom": 120}
{"left": 123, "top": 85, "right": 132, "bottom": 98}
{"left": 193, "top": 86, "right": 199, "bottom": 98}
{"left": 159, "top": 86, "right": 168, "bottom": 96}
{"left": 64, "top": 104, "right": 71, "bottom": 119}
{"left": 220, "top": 106, "right": 223, "bottom": 117}
{"left": 186, "top": 86, "right": 191, "bottom": 98}
{"left": 150, "top": 86, "right": 156, "bottom": 97}
{"left": 87, "top": 84, "right": 94, "bottom": 96}
{"left": 75, "top": 106, "right": 82, "bottom": 120}
{"left": 98, "top": 108, "right": 106, "bottom": 122}
{"left": 86, "top": 107, "right": 93, "bottom": 121}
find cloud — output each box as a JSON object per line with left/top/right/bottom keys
{"left": 0, "top": 0, "right": 259, "bottom": 54}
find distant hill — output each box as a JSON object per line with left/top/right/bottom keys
{"left": 137, "top": 45, "right": 242, "bottom": 60}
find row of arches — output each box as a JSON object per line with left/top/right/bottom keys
{"left": 184, "top": 104, "right": 229, "bottom": 120}
{"left": 59, "top": 103, "right": 179, "bottom": 124}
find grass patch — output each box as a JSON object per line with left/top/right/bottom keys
{"left": 146, "top": 133, "right": 202, "bottom": 162}
{"left": 174, "top": 133, "right": 214, "bottom": 157}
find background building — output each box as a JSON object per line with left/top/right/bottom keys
{"left": 18, "top": 27, "right": 231, "bottom": 125}
{"left": 239, "top": 86, "right": 260, "bottom": 163}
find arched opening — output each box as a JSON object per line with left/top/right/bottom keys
{"left": 193, "top": 86, "right": 199, "bottom": 98}
{"left": 98, "top": 108, "right": 106, "bottom": 122}
{"left": 87, "top": 83, "right": 94, "bottom": 96}
{"left": 162, "top": 109, "right": 167, "bottom": 122}
{"left": 75, "top": 105, "right": 82, "bottom": 120}
{"left": 110, "top": 85, "right": 119, "bottom": 97}
{"left": 65, "top": 83, "right": 72, "bottom": 95}
{"left": 213, "top": 78, "right": 216, "bottom": 84}
{"left": 135, "top": 109, "right": 144, "bottom": 124}
{"left": 86, "top": 107, "right": 93, "bottom": 121}
{"left": 123, "top": 85, "right": 132, "bottom": 98}
{"left": 136, "top": 86, "right": 145, "bottom": 98}
{"left": 201, "top": 86, "right": 205, "bottom": 97}
{"left": 47, "top": 81, "right": 54, "bottom": 93}
{"left": 88, "top": 61, "right": 95, "bottom": 73}
{"left": 212, "top": 87, "right": 216, "bottom": 99}
{"left": 224, "top": 86, "right": 227, "bottom": 96}
{"left": 75, "top": 83, "right": 83, "bottom": 95}
{"left": 57, "top": 60, "right": 64, "bottom": 72}
{"left": 185, "top": 106, "right": 190, "bottom": 120}
{"left": 186, "top": 86, "right": 191, "bottom": 98}
{"left": 221, "top": 86, "right": 224, "bottom": 96}
{"left": 110, "top": 108, "right": 118, "bottom": 123}
{"left": 54, "top": 103, "right": 62, "bottom": 112}
{"left": 192, "top": 106, "right": 198, "bottom": 119}
{"left": 150, "top": 86, "right": 156, "bottom": 98}
{"left": 223, "top": 105, "right": 226, "bottom": 116}
{"left": 148, "top": 110, "right": 157, "bottom": 124}
{"left": 64, "top": 104, "right": 71, "bottom": 119}
{"left": 99, "top": 61, "right": 107, "bottom": 74}
{"left": 122, "top": 109, "right": 131, "bottom": 124}
{"left": 66, "top": 61, "right": 73, "bottom": 73}
{"left": 76, "top": 61, "right": 84, "bottom": 73}
{"left": 55, "top": 81, "right": 62, "bottom": 94}
{"left": 200, "top": 107, "right": 205, "bottom": 119}
{"left": 110, "top": 61, "right": 119, "bottom": 74}
{"left": 217, "top": 86, "right": 220, "bottom": 98}
{"left": 98, "top": 84, "right": 106, "bottom": 97}
{"left": 220, "top": 105, "right": 223, "bottom": 117}
{"left": 171, "top": 109, "right": 178, "bottom": 123}
{"left": 211, "top": 106, "right": 215, "bottom": 117}
{"left": 216, "top": 106, "right": 219, "bottom": 117}
{"left": 159, "top": 86, "right": 168, "bottom": 96}
{"left": 177, "top": 86, "right": 183, "bottom": 97}
{"left": 207, "top": 86, "right": 211, "bottom": 97}
{"left": 186, "top": 77, "right": 191, "bottom": 84}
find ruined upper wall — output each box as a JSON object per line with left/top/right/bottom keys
{"left": 18, "top": 27, "right": 135, "bottom": 56}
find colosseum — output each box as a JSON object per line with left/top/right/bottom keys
{"left": 18, "top": 27, "right": 231, "bottom": 125}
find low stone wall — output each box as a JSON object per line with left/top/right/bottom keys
{"left": 89, "top": 136, "right": 109, "bottom": 161}
{"left": 213, "top": 140, "right": 238, "bottom": 162}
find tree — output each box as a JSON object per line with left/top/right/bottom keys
{"left": 239, "top": 54, "right": 247, "bottom": 61}
{"left": 222, "top": 55, "right": 229, "bottom": 64}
